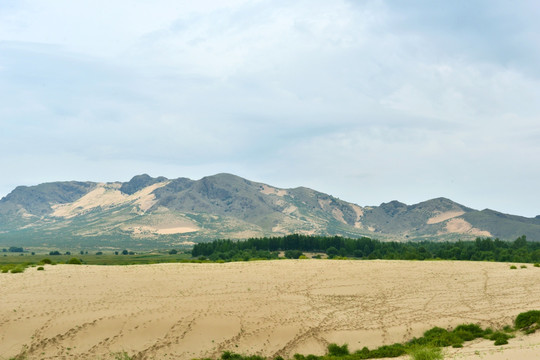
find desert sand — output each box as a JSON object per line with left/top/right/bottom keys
{"left": 1, "top": 260, "right": 540, "bottom": 360}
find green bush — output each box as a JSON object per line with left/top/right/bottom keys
{"left": 490, "top": 331, "right": 511, "bottom": 345}
{"left": 327, "top": 343, "right": 349, "bottom": 356}
{"left": 67, "top": 258, "right": 82, "bottom": 265}
{"left": 37, "top": 266, "right": 44, "bottom": 271}
{"left": 326, "top": 247, "right": 339, "bottom": 258}
{"left": 41, "top": 258, "right": 52, "bottom": 264}
{"left": 363, "top": 343, "right": 406, "bottom": 358}
{"left": 10, "top": 266, "right": 25, "bottom": 274}
{"left": 407, "top": 345, "right": 443, "bottom": 360}
{"left": 521, "top": 265, "right": 527, "bottom": 269}
{"left": 412, "top": 326, "right": 463, "bottom": 347}
{"left": 113, "top": 351, "right": 133, "bottom": 360}
{"left": 515, "top": 310, "right": 540, "bottom": 329}
{"left": 510, "top": 265, "right": 517, "bottom": 269}
{"left": 284, "top": 250, "right": 304, "bottom": 259}
{"left": 534, "top": 263, "right": 540, "bottom": 267}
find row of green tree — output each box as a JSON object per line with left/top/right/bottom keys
{"left": 191, "top": 234, "right": 540, "bottom": 263}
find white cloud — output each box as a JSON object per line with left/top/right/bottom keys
{"left": 0, "top": 0, "right": 539, "bottom": 216}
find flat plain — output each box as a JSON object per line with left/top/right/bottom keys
{"left": 2, "top": 260, "right": 540, "bottom": 360}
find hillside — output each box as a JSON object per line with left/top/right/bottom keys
{"left": 0, "top": 174, "right": 539, "bottom": 249}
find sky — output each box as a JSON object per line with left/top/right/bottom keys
{"left": 0, "top": 0, "right": 539, "bottom": 217}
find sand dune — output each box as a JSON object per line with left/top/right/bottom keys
{"left": 1, "top": 260, "right": 540, "bottom": 360}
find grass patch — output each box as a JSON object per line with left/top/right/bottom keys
{"left": 510, "top": 265, "right": 517, "bottom": 269}
{"left": 515, "top": 310, "right": 540, "bottom": 334}
{"left": 489, "top": 331, "right": 513, "bottom": 345}
{"left": 1, "top": 263, "right": 30, "bottom": 274}
{"left": 67, "top": 257, "right": 82, "bottom": 265}
{"left": 112, "top": 351, "right": 133, "bottom": 360}
{"left": 407, "top": 345, "right": 443, "bottom": 360}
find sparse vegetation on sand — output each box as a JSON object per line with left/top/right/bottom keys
{"left": 0, "top": 252, "right": 193, "bottom": 273}
{"left": 201, "top": 312, "right": 540, "bottom": 360}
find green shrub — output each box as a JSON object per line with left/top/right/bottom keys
{"left": 407, "top": 345, "right": 443, "bottom": 360}
{"left": 37, "top": 266, "right": 44, "bottom": 271}
{"left": 326, "top": 247, "right": 339, "bottom": 258}
{"left": 490, "top": 331, "right": 511, "bottom": 345}
{"left": 365, "top": 343, "right": 406, "bottom": 358}
{"left": 40, "top": 258, "right": 52, "bottom": 264}
{"left": 521, "top": 265, "right": 527, "bottom": 269}
{"left": 510, "top": 265, "right": 517, "bottom": 269}
{"left": 327, "top": 343, "right": 349, "bottom": 356}
{"left": 453, "top": 323, "right": 485, "bottom": 341}
{"left": 113, "top": 351, "right": 133, "bottom": 360}
{"left": 10, "top": 266, "right": 25, "bottom": 274}
{"left": 503, "top": 325, "right": 513, "bottom": 332}
{"left": 67, "top": 258, "right": 82, "bottom": 265}
{"left": 220, "top": 352, "right": 264, "bottom": 360}
{"left": 284, "top": 250, "right": 304, "bottom": 259}
{"left": 515, "top": 310, "right": 540, "bottom": 329}
{"left": 534, "top": 263, "right": 540, "bottom": 267}
{"left": 414, "top": 326, "right": 463, "bottom": 347}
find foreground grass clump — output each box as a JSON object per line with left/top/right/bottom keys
{"left": 515, "top": 310, "right": 540, "bottom": 333}
{"left": 112, "top": 351, "right": 133, "bottom": 360}
{"left": 407, "top": 345, "right": 443, "bottom": 360}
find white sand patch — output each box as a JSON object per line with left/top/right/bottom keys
{"left": 332, "top": 208, "right": 346, "bottom": 223}
{"left": 318, "top": 198, "right": 331, "bottom": 209}
{"left": 427, "top": 210, "right": 465, "bottom": 224}
{"left": 133, "top": 182, "right": 169, "bottom": 212}
{"left": 156, "top": 227, "right": 198, "bottom": 234}
{"left": 51, "top": 181, "right": 169, "bottom": 218}
{"left": 351, "top": 204, "right": 364, "bottom": 219}
{"left": 444, "top": 218, "right": 492, "bottom": 237}
{"left": 51, "top": 183, "right": 124, "bottom": 218}
{"left": 260, "top": 184, "right": 288, "bottom": 197}
{"left": 283, "top": 205, "right": 298, "bottom": 215}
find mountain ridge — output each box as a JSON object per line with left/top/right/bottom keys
{"left": 1, "top": 173, "right": 539, "bottom": 249}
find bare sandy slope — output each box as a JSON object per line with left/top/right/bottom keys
{"left": 1, "top": 260, "right": 540, "bottom": 360}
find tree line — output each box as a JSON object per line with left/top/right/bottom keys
{"left": 191, "top": 234, "right": 540, "bottom": 263}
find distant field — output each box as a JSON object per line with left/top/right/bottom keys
{"left": 0, "top": 251, "right": 192, "bottom": 266}
{"left": 2, "top": 260, "right": 540, "bottom": 360}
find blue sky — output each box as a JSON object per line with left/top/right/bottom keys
{"left": 1, "top": 0, "right": 539, "bottom": 217}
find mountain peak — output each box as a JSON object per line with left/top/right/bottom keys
{"left": 119, "top": 174, "right": 168, "bottom": 195}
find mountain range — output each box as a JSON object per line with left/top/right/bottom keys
{"left": 1, "top": 173, "right": 539, "bottom": 249}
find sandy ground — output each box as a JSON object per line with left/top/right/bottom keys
{"left": 1, "top": 260, "right": 540, "bottom": 360}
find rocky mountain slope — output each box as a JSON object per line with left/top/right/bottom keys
{"left": 1, "top": 174, "right": 539, "bottom": 249}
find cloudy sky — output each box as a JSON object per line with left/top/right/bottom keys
{"left": 1, "top": 0, "right": 539, "bottom": 216}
